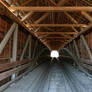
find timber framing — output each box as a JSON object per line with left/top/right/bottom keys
{"left": 1, "top": 0, "right": 92, "bottom": 90}
{"left": 26, "top": 24, "right": 88, "bottom": 27}
{"left": 35, "top": 32, "right": 77, "bottom": 35}
{"left": 9, "top": 6, "right": 92, "bottom": 12}
{"left": 0, "top": 0, "right": 92, "bottom": 50}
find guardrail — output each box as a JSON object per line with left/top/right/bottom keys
{"left": 79, "top": 58, "right": 92, "bottom": 71}
{"left": 0, "top": 59, "right": 33, "bottom": 92}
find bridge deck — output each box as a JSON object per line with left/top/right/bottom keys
{"left": 3, "top": 62, "right": 92, "bottom": 92}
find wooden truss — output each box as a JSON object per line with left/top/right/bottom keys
{"left": 0, "top": 0, "right": 92, "bottom": 50}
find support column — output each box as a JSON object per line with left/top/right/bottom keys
{"left": 20, "top": 35, "right": 31, "bottom": 61}
{"left": 32, "top": 40, "right": 38, "bottom": 59}
{"left": 68, "top": 43, "right": 72, "bottom": 52}
{"left": 0, "top": 23, "right": 16, "bottom": 54}
{"left": 73, "top": 40, "right": 80, "bottom": 59}
{"left": 80, "top": 35, "right": 92, "bottom": 62}
{"left": 11, "top": 24, "right": 18, "bottom": 80}
{"left": 28, "top": 36, "right": 31, "bottom": 59}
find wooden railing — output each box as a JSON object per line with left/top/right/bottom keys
{"left": 79, "top": 58, "right": 92, "bottom": 71}
{"left": 0, "top": 59, "right": 31, "bottom": 72}
{"left": 0, "top": 59, "right": 33, "bottom": 92}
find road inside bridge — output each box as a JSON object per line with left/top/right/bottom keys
{"left": 3, "top": 62, "right": 92, "bottom": 92}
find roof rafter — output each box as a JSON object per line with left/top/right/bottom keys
{"left": 26, "top": 0, "right": 68, "bottom": 24}
{"left": 34, "top": 13, "right": 48, "bottom": 24}
{"left": 21, "top": 12, "right": 33, "bottom": 22}
{"left": 81, "top": 11, "right": 92, "bottom": 22}
{"left": 48, "top": 0, "right": 79, "bottom": 33}
{"left": 21, "top": 0, "right": 33, "bottom": 6}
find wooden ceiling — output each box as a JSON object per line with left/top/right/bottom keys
{"left": 0, "top": 0, "right": 92, "bottom": 50}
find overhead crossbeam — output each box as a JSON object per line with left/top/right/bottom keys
{"left": 35, "top": 32, "right": 77, "bottom": 35}
{"left": 9, "top": 7, "right": 92, "bottom": 12}
{"left": 42, "top": 39, "right": 67, "bottom": 43}
{"left": 41, "top": 36, "right": 71, "bottom": 39}
{"left": 26, "top": 24, "right": 87, "bottom": 27}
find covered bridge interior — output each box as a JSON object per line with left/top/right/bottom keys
{"left": 0, "top": 0, "right": 92, "bottom": 92}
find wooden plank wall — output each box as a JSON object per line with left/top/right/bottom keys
{"left": 0, "top": 16, "right": 29, "bottom": 63}
{"left": 0, "top": 15, "right": 47, "bottom": 89}
{"left": 71, "top": 30, "right": 92, "bottom": 59}
{"left": 0, "top": 16, "right": 11, "bottom": 62}
{"left": 0, "top": 16, "right": 32, "bottom": 87}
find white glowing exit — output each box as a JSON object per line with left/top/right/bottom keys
{"left": 50, "top": 50, "right": 59, "bottom": 58}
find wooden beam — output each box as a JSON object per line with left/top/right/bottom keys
{"left": 41, "top": 36, "right": 71, "bottom": 39}
{"left": 59, "top": 23, "right": 92, "bottom": 51}
{"left": 34, "top": 13, "right": 48, "bottom": 24}
{"left": 81, "top": 11, "right": 92, "bottom": 22}
{"left": 42, "top": 39, "right": 66, "bottom": 43}
{"left": 20, "top": 35, "right": 31, "bottom": 61}
{"left": 48, "top": 1, "right": 79, "bottom": 33}
{"left": 0, "top": 0, "right": 35, "bottom": 35}
{"left": 0, "top": 23, "right": 16, "bottom": 54}
{"left": 0, "top": 59, "right": 30, "bottom": 72}
{"left": 21, "top": 0, "right": 33, "bottom": 6}
{"left": 21, "top": 12, "right": 33, "bottom": 22}
{"left": 10, "top": 0, "right": 19, "bottom": 5}
{"left": 9, "top": 7, "right": 92, "bottom": 12}
{"left": 26, "top": 24, "right": 87, "bottom": 27}
{"left": 21, "top": 0, "right": 34, "bottom": 22}
{"left": 57, "top": 0, "right": 69, "bottom": 6}
{"left": 33, "top": 0, "right": 68, "bottom": 24}
{"left": 80, "top": 35, "right": 92, "bottom": 62}
{"left": 71, "top": 27, "right": 78, "bottom": 33}
{"left": 11, "top": 24, "right": 18, "bottom": 80}
{"left": 35, "top": 0, "right": 68, "bottom": 25}
{"left": 37, "top": 34, "right": 72, "bottom": 39}
{"left": 41, "top": 38, "right": 69, "bottom": 42}
{"left": 35, "top": 32, "right": 77, "bottom": 35}
{"left": 64, "top": 12, "right": 79, "bottom": 32}
{"left": 49, "top": 0, "right": 57, "bottom": 5}
{"left": 64, "top": 12, "right": 78, "bottom": 24}
{"left": 41, "top": 38, "right": 69, "bottom": 40}
{"left": 0, "top": 62, "right": 31, "bottom": 81}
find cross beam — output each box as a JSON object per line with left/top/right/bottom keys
{"left": 26, "top": 24, "right": 87, "bottom": 27}
{"left": 35, "top": 32, "right": 77, "bottom": 35}
{"left": 9, "top": 7, "right": 92, "bottom": 12}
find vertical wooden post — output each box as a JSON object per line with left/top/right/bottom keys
{"left": 68, "top": 43, "right": 72, "bottom": 52}
{"left": 28, "top": 36, "right": 31, "bottom": 59}
{"left": 11, "top": 24, "right": 18, "bottom": 80}
{"left": 80, "top": 35, "right": 92, "bottom": 62}
{"left": 73, "top": 40, "right": 80, "bottom": 59}
{"left": 32, "top": 40, "right": 38, "bottom": 59}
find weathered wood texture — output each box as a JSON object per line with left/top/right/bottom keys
{"left": 69, "top": 28, "right": 92, "bottom": 59}
{"left": 0, "top": 16, "right": 32, "bottom": 87}
{"left": 66, "top": 27, "right": 92, "bottom": 71}
{"left": 0, "top": 59, "right": 31, "bottom": 72}
{"left": 0, "top": 16, "right": 11, "bottom": 59}
{"left": 0, "top": 59, "right": 32, "bottom": 86}
{"left": 0, "top": 16, "right": 29, "bottom": 62}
